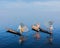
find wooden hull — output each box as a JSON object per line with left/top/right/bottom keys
{"left": 32, "top": 28, "right": 52, "bottom": 35}
{"left": 6, "top": 29, "right": 22, "bottom": 36}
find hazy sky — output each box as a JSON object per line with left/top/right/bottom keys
{"left": 0, "top": 0, "right": 60, "bottom": 11}
{"left": 0, "top": 0, "right": 60, "bottom": 28}
{"left": 0, "top": 0, "right": 60, "bottom": 15}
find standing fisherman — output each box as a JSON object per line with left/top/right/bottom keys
{"left": 17, "top": 23, "right": 29, "bottom": 34}
{"left": 17, "top": 23, "right": 24, "bottom": 34}
{"left": 49, "top": 25, "right": 53, "bottom": 34}
{"left": 32, "top": 23, "right": 40, "bottom": 39}
{"left": 48, "top": 21, "right": 54, "bottom": 34}
{"left": 17, "top": 23, "right": 29, "bottom": 43}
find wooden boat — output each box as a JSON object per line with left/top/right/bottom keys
{"left": 32, "top": 28, "right": 52, "bottom": 35}
{"left": 6, "top": 28, "right": 22, "bottom": 36}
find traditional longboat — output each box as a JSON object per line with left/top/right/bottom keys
{"left": 6, "top": 28, "right": 22, "bottom": 36}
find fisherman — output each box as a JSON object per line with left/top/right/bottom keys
{"left": 17, "top": 23, "right": 29, "bottom": 43}
{"left": 32, "top": 24, "right": 40, "bottom": 39}
{"left": 32, "top": 23, "right": 40, "bottom": 31}
{"left": 48, "top": 25, "right": 53, "bottom": 34}
{"left": 17, "top": 23, "right": 24, "bottom": 34}
{"left": 48, "top": 21, "right": 54, "bottom": 34}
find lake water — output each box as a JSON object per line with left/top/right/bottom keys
{"left": 0, "top": 12, "right": 60, "bottom": 48}
{"left": 0, "top": 25, "right": 60, "bottom": 48}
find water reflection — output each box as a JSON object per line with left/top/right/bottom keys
{"left": 46, "top": 34, "right": 53, "bottom": 46}
{"left": 19, "top": 36, "right": 27, "bottom": 45}
{"left": 47, "top": 34, "right": 53, "bottom": 48}
{"left": 40, "top": 34, "right": 53, "bottom": 48}
{"left": 33, "top": 32, "right": 40, "bottom": 40}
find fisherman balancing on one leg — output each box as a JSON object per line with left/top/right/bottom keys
{"left": 17, "top": 23, "right": 24, "bottom": 34}
{"left": 17, "top": 23, "right": 29, "bottom": 43}
{"left": 47, "top": 21, "right": 54, "bottom": 44}
{"left": 48, "top": 21, "right": 54, "bottom": 34}
{"left": 32, "top": 23, "right": 40, "bottom": 39}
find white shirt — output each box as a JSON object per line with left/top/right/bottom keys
{"left": 49, "top": 25, "right": 54, "bottom": 31}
